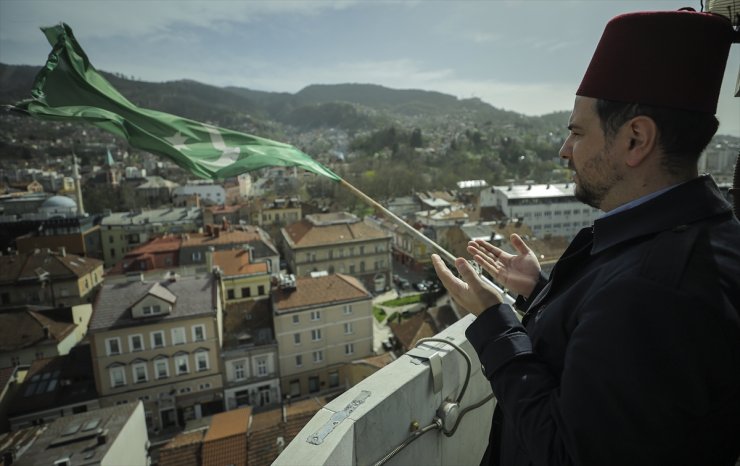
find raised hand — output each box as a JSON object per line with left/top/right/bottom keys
{"left": 431, "top": 254, "right": 503, "bottom": 316}
{"left": 467, "top": 234, "right": 541, "bottom": 299}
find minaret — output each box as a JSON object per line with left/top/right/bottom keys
{"left": 73, "top": 153, "right": 86, "bottom": 216}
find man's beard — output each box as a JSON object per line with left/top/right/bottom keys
{"left": 570, "top": 150, "right": 621, "bottom": 210}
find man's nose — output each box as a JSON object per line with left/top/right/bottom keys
{"left": 559, "top": 139, "right": 571, "bottom": 160}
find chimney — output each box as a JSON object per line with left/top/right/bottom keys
{"left": 214, "top": 226, "right": 220, "bottom": 238}
{"left": 58, "top": 246, "right": 66, "bottom": 257}
{"left": 205, "top": 224, "right": 213, "bottom": 236}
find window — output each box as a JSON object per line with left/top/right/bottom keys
{"left": 310, "top": 311, "right": 320, "bottom": 321}
{"left": 349, "top": 264, "right": 355, "bottom": 274}
{"left": 311, "top": 329, "right": 322, "bottom": 341}
{"left": 199, "top": 383, "right": 211, "bottom": 390}
{"left": 142, "top": 304, "right": 161, "bottom": 315}
{"left": 343, "top": 305, "right": 352, "bottom": 315}
{"left": 329, "top": 370, "right": 339, "bottom": 388}
{"left": 133, "top": 363, "right": 148, "bottom": 383}
{"left": 175, "top": 354, "right": 189, "bottom": 375}
{"left": 292, "top": 315, "right": 299, "bottom": 324}
{"left": 129, "top": 334, "right": 144, "bottom": 352}
{"left": 258, "top": 285, "right": 265, "bottom": 295}
{"left": 11, "top": 356, "right": 20, "bottom": 366}
{"left": 293, "top": 333, "right": 301, "bottom": 345}
{"left": 192, "top": 251, "right": 202, "bottom": 261}
{"left": 106, "top": 338, "right": 121, "bottom": 356}
{"left": 345, "top": 343, "right": 354, "bottom": 355}
{"left": 227, "top": 289, "right": 235, "bottom": 299}
{"left": 295, "top": 355, "right": 303, "bottom": 367}
{"left": 109, "top": 366, "right": 126, "bottom": 388}
{"left": 171, "top": 328, "right": 186, "bottom": 345}
{"left": 195, "top": 351, "right": 209, "bottom": 371}
{"left": 256, "top": 357, "right": 267, "bottom": 376}
{"left": 192, "top": 325, "right": 206, "bottom": 342}
{"left": 313, "top": 351, "right": 323, "bottom": 363}
{"left": 359, "top": 246, "right": 365, "bottom": 254}
{"left": 151, "top": 331, "right": 165, "bottom": 348}
{"left": 241, "top": 287, "right": 251, "bottom": 298}
{"left": 344, "top": 322, "right": 353, "bottom": 334}
{"left": 309, "top": 376, "right": 320, "bottom": 393}
{"left": 234, "top": 361, "right": 246, "bottom": 381}
{"left": 179, "top": 387, "right": 192, "bottom": 394}
{"left": 155, "top": 359, "right": 169, "bottom": 379}
{"left": 360, "top": 261, "right": 365, "bottom": 272}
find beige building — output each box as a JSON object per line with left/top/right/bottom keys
{"left": 89, "top": 273, "right": 224, "bottom": 433}
{"left": 0, "top": 249, "right": 103, "bottom": 308}
{"left": 281, "top": 212, "right": 392, "bottom": 293}
{"left": 273, "top": 274, "right": 373, "bottom": 399}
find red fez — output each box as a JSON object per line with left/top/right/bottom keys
{"left": 577, "top": 10, "right": 734, "bottom": 114}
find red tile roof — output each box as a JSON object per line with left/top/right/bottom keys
{"left": 212, "top": 250, "right": 269, "bottom": 277}
{"left": 202, "top": 407, "right": 251, "bottom": 466}
{"left": 273, "top": 274, "right": 371, "bottom": 313}
{"left": 159, "top": 430, "right": 205, "bottom": 466}
{"left": 282, "top": 216, "right": 389, "bottom": 248}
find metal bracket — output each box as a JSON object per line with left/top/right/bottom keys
{"left": 307, "top": 390, "right": 371, "bottom": 445}
{"left": 407, "top": 345, "right": 443, "bottom": 394}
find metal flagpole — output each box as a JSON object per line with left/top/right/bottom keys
{"left": 338, "top": 178, "right": 515, "bottom": 304}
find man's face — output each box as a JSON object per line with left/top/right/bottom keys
{"left": 559, "top": 96, "right": 624, "bottom": 210}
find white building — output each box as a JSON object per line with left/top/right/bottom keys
{"left": 480, "top": 182, "right": 600, "bottom": 239}
{"left": 172, "top": 181, "right": 226, "bottom": 206}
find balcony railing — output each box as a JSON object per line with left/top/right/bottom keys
{"left": 275, "top": 314, "right": 494, "bottom": 465}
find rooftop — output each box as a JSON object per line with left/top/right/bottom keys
{"left": 223, "top": 299, "right": 274, "bottom": 348}
{"left": 273, "top": 274, "right": 371, "bottom": 314}
{"left": 282, "top": 215, "right": 390, "bottom": 249}
{"left": 90, "top": 274, "right": 217, "bottom": 331}
{"left": 213, "top": 249, "right": 269, "bottom": 277}
{"left": 492, "top": 181, "right": 575, "bottom": 200}
{"left": 101, "top": 206, "right": 201, "bottom": 226}
{"left": 0, "top": 306, "right": 77, "bottom": 351}
{"left": 202, "top": 407, "right": 251, "bottom": 466}
{"left": 12, "top": 402, "right": 142, "bottom": 466}
{"left": 0, "top": 249, "right": 102, "bottom": 285}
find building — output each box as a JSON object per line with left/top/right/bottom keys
{"left": 203, "top": 203, "right": 250, "bottom": 228}
{"left": 0, "top": 249, "right": 104, "bottom": 308}
{"left": 221, "top": 299, "right": 280, "bottom": 412}
{"left": 273, "top": 274, "right": 373, "bottom": 399}
{"left": 134, "top": 176, "right": 180, "bottom": 207}
{"left": 89, "top": 274, "right": 224, "bottom": 433}
{"left": 180, "top": 224, "right": 279, "bottom": 277}
{"left": 7, "top": 401, "right": 149, "bottom": 466}
{"left": 281, "top": 212, "right": 392, "bottom": 293}
{"left": 173, "top": 181, "right": 226, "bottom": 207}
{"left": 0, "top": 304, "right": 93, "bottom": 368}
{"left": 7, "top": 344, "right": 101, "bottom": 431}
{"left": 0, "top": 365, "right": 25, "bottom": 433}
{"left": 479, "top": 181, "right": 601, "bottom": 239}
{"left": 251, "top": 197, "right": 302, "bottom": 239}
{"left": 100, "top": 206, "right": 202, "bottom": 268}
{"left": 106, "top": 234, "right": 184, "bottom": 277}
{"left": 214, "top": 249, "right": 271, "bottom": 304}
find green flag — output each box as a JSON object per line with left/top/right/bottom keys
{"left": 12, "top": 23, "right": 341, "bottom": 182}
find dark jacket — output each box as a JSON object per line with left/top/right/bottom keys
{"left": 466, "top": 176, "right": 740, "bottom": 466}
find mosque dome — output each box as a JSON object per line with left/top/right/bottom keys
{"left": 41, "top": 195, "right": 78, "bottom": 209}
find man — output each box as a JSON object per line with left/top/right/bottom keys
{"left": 432, "top": 9, "right": 739, "bottom": 466}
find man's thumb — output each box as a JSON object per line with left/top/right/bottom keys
{"left": 510, "top": 233, "right": 531, "bottom": 255}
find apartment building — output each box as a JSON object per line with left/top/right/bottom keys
{"left": 0, "top": 248, "right": 103, "bottom": 308}
{"left": 172, "top": 181, "right": 226, "bottom": 207}
{"left": 89, "top": 273, "right": 224, "bottom": 432}
{"left": 221, "top": 299, "right": 280, "bottom": 411}
{"left": 479, "top": 182, "right": 600, "bottom": 239}
{"left": 373, "top": 216, "right": 432, "bottom": 271}
{"left": 273, "top": 274, "right": 373, "bottom": 399}
{"left": 281, "top": 212, "right": 392, "bottom": 293}
{"left": 100, "top": 207, "right": 202, "bottom": 268}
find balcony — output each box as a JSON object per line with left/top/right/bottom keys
{"left": 274, "top": 314, "right": 494, "bottom": 465}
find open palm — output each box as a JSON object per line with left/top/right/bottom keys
{"left": 467, "top": 234, "right": 541, "bottom": 299}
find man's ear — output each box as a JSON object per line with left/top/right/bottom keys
{"left": 623, "top": 116, "right": 658, "bottom": 167}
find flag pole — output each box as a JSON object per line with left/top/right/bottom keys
{"left": 338, "top": 178, "right": 515, "bottom": 304}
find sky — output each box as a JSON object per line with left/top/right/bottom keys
{"left": 0, "top": 0, "right": 738, "bottom": 136}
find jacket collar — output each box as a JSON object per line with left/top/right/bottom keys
{"left": 591, "top": 175, "right": 731, "bottom": 255}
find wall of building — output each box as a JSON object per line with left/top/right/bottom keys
{"left": 101, "top": 401, "right": 150, "bottom": 466}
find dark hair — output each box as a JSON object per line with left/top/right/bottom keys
{"left": 595, "top": 99, "right": 719, "bottom": 175}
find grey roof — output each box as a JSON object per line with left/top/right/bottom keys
{"left": 101, "top": 207, "right": 201, "bottom": 226}
{"left": 14, "top": 402, "right": 141, "bottom": 466}
{"left": 492, "top": 182, "right": 575, "bottom": 200}
{"left": 90, "top": 275, "right": 216, "bottom": 331}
